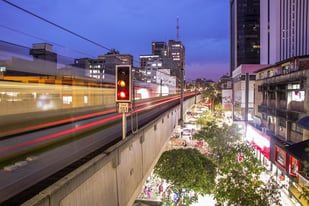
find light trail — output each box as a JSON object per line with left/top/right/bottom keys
{"left": 0, "top": 95, "right": 179, "bottom": 137}
{"left": 0, "top": 95, "right": 186, "bottom": 155}
{"left": 0, "top": 108, "right": 116, "bottom": 137}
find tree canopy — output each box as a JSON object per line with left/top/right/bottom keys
{"left": 152, "top": 107, "right": 283, "bottom": 206}
{"left": 194, "top": 112, "right": 282, "bottom": 206}
{"left": 154, "top": 148, "right": 216, "bottom": 195}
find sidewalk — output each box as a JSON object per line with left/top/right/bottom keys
{"left": 260, "top": 171, "right": 300, "bottom": 206}
{"left": 192, "top": 195, "right": 217, "bottom": 205}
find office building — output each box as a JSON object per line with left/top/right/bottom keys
{"left": 152, "top": 42, "right": 167, "bottom": 56}
{"left": 230, "top": 0, "right": 260, "bottom": 74}
{"left": 167, "top": 40, "right": 185, "bottom": 88}
{"left": 260, "top": 0, "right": 309, "bottom": 64}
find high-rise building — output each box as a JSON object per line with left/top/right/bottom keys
{"left": 230, "top": 0, "right": 260, "bottom": 75}
{"left": 260, "top": 0, "right": 309, "bottom": 64}
{"left": 140, "top": 40, "right": 185, "bottom": 88}
{"left": 167, "top": 40, "right": 185, "bottom": 87}
{"left": 152, "top": 42, "right": 167, "bottom": 56}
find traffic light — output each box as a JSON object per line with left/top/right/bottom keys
{"left": 115, "top": 65, "right": 131, "bottom": 103}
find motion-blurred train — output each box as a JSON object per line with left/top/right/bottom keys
{"left": 0, "top": 74, "right": 179, "bottom": 116}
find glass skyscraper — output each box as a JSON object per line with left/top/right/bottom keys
{"left": 230, "top": 0, "right": 260, "bottom": 75}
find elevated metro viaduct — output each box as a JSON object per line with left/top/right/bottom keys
{"left": 22, "top": 95, "right": 201, "bottom": 206}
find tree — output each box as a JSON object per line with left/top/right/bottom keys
{"left": 202, "top": 83, "right": 221, "bottom": 111}
{"left": 194, "top": 113, "right": 282, "bottom": 205}
{"left": 214, "top": 142, "right": 282, "bottom": 206}
{"left": 154, "top": 148, "right": 216, "bottom": 205}
{"left": 195, "top": 119, "right": 241, "bottom": 164}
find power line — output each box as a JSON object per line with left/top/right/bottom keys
{"left": 2, "top": 0, "right": 112, "bottom": 52}
{"left": 0, "top": 24, "right": 96, "bottom": 58}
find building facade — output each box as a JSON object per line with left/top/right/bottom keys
{"left": 139, "top": 40, "right": 184, "bottom": 90}
{"left": 230, "top": 0, "right": 261, "bottom": 74}
{"left": 219, "top": 75, "right": 233, "bottom": 111}
{"left": 260, "top": 0, "right": 309, "bottom": 65}
{"left": 29, "top": 43, "right": 57, "bottom": 63}
{"left": 138, "top": 55, "right": 176, "bottom": 94}
{"left": 152, "top": 42, "right": 168, "bottom": 56}
{"left": 74, "top": 53, "right": 133, "bottom": 83}
{"left": 232, "top": 64, "right": 268, "bottom": 120}
{"left": 252, "top": 55, "right": 309, "bottom": 205}
{"left": 167, "top": 40, "right": 185, "bottom": 88}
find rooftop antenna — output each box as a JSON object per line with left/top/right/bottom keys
{"left": 176, "top": 16, "right": 180, "bottom": 41}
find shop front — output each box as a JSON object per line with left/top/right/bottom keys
{"left": 246, "top": 124, "right": 271, "bottom": 170}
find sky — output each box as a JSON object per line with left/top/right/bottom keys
{"left": 0, "top": 0, "right": 230, "bottom": 81}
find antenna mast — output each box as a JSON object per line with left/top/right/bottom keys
{"left": 176, "top": 16, "right": 180, "bottom": 41}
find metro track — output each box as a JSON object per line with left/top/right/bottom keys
{"left": 0, "top": 93, "right": 196, "bottom": 205}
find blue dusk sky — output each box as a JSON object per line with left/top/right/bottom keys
{"left": 0, "top": 0, "right": 230, "bottom": 81}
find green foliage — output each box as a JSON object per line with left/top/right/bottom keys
{"left": 161, "top": 188, "right": 199, "bottom": 206}
{"left": 154, "top": 109, "right": 283, "bottom": 206}
{"left": 202, "top": 83, "right": 222, "bottom": 111}
{"left": 213, "top": 142, "right": 282, "bottom": 206}
{"left": 194, "top": 120, "right": 241, "bottom": 164}
{"left": 154, "top": 148, "right": 216, "bottom": 195}
{"left": 195, "top": 113, "right": 282, "bottom": 206}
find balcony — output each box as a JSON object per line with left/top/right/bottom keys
{"left": 288, "top": 101, "right": 304, "bottom": 112}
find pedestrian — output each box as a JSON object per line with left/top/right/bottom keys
{"left": 159, "top": 184, "right": 163, "bottom": 193}
{"left": 147, "top": 188, "right": 152, "bottom": 198}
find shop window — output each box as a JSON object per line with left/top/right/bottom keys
{"left": 291, "top": 122, "right": 303, "bottom": 134}
{"left": 275, "top": 146, "right": 287, "bottom": 169}
{"left": 279, "top": 118, "right": 286, "bottom": 128}
{"left": 289, "top": 156, "right": 300, "bottom": 176}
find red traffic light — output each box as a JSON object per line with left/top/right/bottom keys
{"left": 115, "top": 65, "right": 131, "bottom": 102}
{"left": 118, "top": 90, "right": 128, "bottom": 99}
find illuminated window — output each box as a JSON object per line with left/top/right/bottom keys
{"left": 291, "top": 122, "right": 303, "bottom": 134}
{"left": 275, "top": 146, "right": 287, "bottom": 169}
{"left": 289, "top": 156, "right": 299, "bottom": 176}
{"left": 63, "top": 96, "right": 72, "bottom": 104}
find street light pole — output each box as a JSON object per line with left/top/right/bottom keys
{"left": 180, "top": 67, "right": 184, "bottom": 127}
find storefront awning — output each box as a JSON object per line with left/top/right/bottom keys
{"left": 297, "top": 116, "right": 309, "bottom": 130}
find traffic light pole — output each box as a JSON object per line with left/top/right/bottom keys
{"left": 118, "top": 103, "right": 129, "bottom": 139}
{"left": 115, "top": 65, "right": 132, "bottom": 139}
{"left": 122, "top": 112, "right": 126, "bottom": 139}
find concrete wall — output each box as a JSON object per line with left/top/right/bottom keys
{"left": 22, "top": 95, "right": 200, "bottom": 206}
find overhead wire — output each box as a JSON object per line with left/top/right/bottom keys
{"left": 0, "top": 24, "right": 96, "bottom": 58}
{"left": 1, "top": 0, "right": 186, "bottom": 137}
{"left": 1, "top": 0, "right": 112, "bottom": 52}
